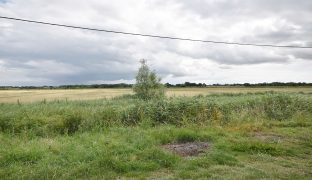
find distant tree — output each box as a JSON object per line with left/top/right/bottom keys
{"left": 133, "top": 59, "right": 164, "bottom": 100}
{"left": 165, "top": 83, "right": 173, "bottom": 87}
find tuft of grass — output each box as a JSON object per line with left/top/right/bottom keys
{"left": 208, "top": 151, "right": 239, "bottom": 166}
{"left": 62, "top": 113, "right": 82, "bottom": 135}
{"left": 231, "top": 141, "right": 287, "bottom": 156}
{"left": 174, "top": 129, "right": 199, "bottom": 143}
{"left": 1, "top": 149, "right": 44, "bottom": 166}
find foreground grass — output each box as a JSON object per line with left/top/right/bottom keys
{"left": 0, "top": 92, "right": 312, "bottom": 179}
{"left": 1, "top": 121, "right": 312, "bottom": 179}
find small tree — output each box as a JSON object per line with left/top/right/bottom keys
{"left": 133, "top": 59, "right": 164, "bottom": 100}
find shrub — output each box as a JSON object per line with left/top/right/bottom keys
{"left": 133, "top": 59, "right": 164, "bottom": 100}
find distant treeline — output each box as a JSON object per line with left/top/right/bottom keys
{"left": 0, "top": 83, "right": 132, "bottom": 90}
{"left": 0, "top": 82, "right": 311, "bottom": 90}
{"left": 166, "top": 82, "right": 312, "bottom": 87}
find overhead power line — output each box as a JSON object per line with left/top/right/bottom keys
{"left": 0, "top": 15, "right": 311, "bottom": 49}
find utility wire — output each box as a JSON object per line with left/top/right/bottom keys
{"left": 0, "top": 15, "right": 311, "bottom": 49}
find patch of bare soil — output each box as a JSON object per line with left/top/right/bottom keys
{"left": 253, "top": 132, "right": 283, "bottom": 143}
{"left": 162, "top": 142, "right": 210, "bottom": 157}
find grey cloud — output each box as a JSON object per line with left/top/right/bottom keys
{"left": 219, "top": 65, "right": 232, "bottom": 70}
{"left": 179, "top": 0, "right": 312, "bottom": 18}
{"left": 167, "top": 43, "right": 289, "bottom": 65}
{"left": 0, "top": 0, "right": 311, "bottom": 85}
{"left": 178, "top": 0, "right": 312, "bottom": 51}
{"left": 290, "top": 50, "right": 312, "bottom": 61}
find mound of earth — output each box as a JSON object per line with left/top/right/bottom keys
{"left": 162, "top": 142, "right": 210, "bottom": 157}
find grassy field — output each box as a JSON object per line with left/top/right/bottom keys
{"left": 0, "top": 90, "right": 312, "bottom": 179}
{"left": 1, "top": 87, "right": 312, "bottom": 103}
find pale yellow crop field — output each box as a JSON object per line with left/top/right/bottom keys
{"left": 0, "top": 87, "right": 311, "bottom": 103}
{"left": 0, "top": 89, "right": 131, "bottom": 103}
{"left": 165, "top": 87, "right": 312, "bottom": 96}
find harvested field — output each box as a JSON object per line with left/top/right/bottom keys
{"left": 1, "top": 87, "right": 311, "bottom": 103}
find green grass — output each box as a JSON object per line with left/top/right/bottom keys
{"left": 0, "top": 92, "right": 312, "bottom": 179}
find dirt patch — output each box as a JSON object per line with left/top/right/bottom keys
{"left": 162, "top": 142, "right": 210, "bottom": 157}
{"left": 253, "top": 132, "right": 283, "bottom": 143}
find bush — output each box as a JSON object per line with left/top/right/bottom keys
{"left": 133, "top": 59, "right": 164, "bottom": 100}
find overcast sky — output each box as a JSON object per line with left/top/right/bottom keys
{"left": 0, "top": 0, "right": 311, "bottom": 86}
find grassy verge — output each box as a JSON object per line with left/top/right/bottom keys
{"left": 0, "top": 92, "right": 311, "bottom": 179}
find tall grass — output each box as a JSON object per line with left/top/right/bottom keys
{"left": 1, "top": 92, "right": 312, "bottom": 179}
{"left": 0, "top": 92, "right": 311, "bottom": 137}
